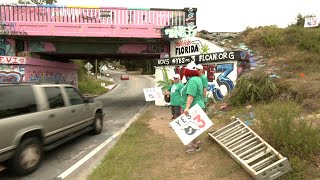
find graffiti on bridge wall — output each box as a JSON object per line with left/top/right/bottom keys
{"left": 185, "top": 8, "right": 196, "bottom": 26}
{"left": 142, "top": 44, "right": 165, "bottom": 53}
{"left": 29, "top": 41, "right": 56, "bottom": 52}
{"left": 28, "top": 71, "right": 77, "bottom": 86}
{"left": 0, "top": 64, "right": 25, "bottom": 83}
{"left": 0, "top": 21, "right": 28, "bottom": 35}
{"left": 0, "top": 38, "right": 15, "bottom": 56}
{"left": 164, "top": 25, "right": 197, "bottom": 39}
{"left": 167, "top": 62, "right": 236, "bottom": 101}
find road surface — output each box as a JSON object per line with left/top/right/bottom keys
{"left": 0, "top": 70, "right": 154, "bottom": 180}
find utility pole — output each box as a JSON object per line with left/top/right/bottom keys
{"left": 95, "top": 59, "right": 98, "bottom": 79}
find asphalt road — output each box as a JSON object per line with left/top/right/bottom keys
{"left": 0, "top": 70, "right": 154, "bottom": 180}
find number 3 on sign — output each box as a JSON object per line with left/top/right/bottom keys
{"left": 193, "top": 114, "right": 205, "bottom": 128}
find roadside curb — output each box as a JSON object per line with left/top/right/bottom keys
{"left": 106, "top": 84, "right": 117, "bottom": 91}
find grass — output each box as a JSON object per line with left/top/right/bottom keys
{"left": 88, "top": 106, "right": 252, "bottom": 180}
{"left": 89, "top": 25, "right": 320, "bottom": 179}
{"left": 72, "top": 60, "right": 114, "bottom": 96}
{"left": 217, "top": 25, "right": 320, "bottom": 179}
{"left": 78, "top": 76, "right": 114, "bottom": 95}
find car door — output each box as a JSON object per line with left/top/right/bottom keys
{"left": 64, "top": 87, "right": 93, "bottom": 132}
{"left": 42, "top": 86, "right": 71, "bottom": 143}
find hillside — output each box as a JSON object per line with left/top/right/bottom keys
{"left": 197, "top": 26, "right": 320, "bottom": 179}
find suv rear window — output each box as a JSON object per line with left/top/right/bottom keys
{"left": 0, "top": 86, "right": 37, "bottom": 119}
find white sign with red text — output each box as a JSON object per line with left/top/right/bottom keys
{"left": 0, "top": 56, "right": 26, "bottom": 64}
{"left": 143, "top": 87, "right": 163, "bottom": 101}
{"left": 304, "top": 17, "right": 319, "bottom": 28}
{"left": 170, "top": 104, "right": 213, "bottom": 145}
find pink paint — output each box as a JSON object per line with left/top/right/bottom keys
{"left": 0, "top": 55, "right": 78, "bottom": 87}
{"left": 118, "top": 44, "right": 169, "bottom": 54}
{"left": 25, "top": 58, "right": 78, "bottom": 87}
{"left": 28, "top": 42, "right": 56, "bottom": 52}
{"left": 0, "top": 56, "right": 26, "bottom": 64}
{"left": 1, "top": 5, "right": 185, "bottom": 38}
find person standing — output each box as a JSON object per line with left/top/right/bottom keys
{"left": 163, "top": 74, "right": 184, "bottom": 120}
{"left": 181, "top": 62, "right": 205, "bottom": 153}
{"left": 196, "top": 64, "right": 209, "bottom": 110}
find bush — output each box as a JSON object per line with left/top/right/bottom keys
{"left": 72, "top": 60, "right": 113, "bottom": 95}
{"left": 78, "top": 76, "right": 110, "bottom": 95}
{"left": 254, "top": 101, "right": 320, "bottom": 178}
{"left": 226, "top": 70, "right": 278, "bottom": 106}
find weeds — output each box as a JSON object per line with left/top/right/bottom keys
{"left": 254, "top": 101, "right": 320, "bottom": 179}
{"left": 73, "top": 60, "right": 113, "bottom": 95}
{"left": 226, "top": 70, "right": 278, "bottom": 106}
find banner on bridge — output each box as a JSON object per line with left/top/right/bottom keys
{"left": 153, "top": 51, "right": 246, "bottom": 66}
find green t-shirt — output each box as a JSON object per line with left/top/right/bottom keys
{"left": 180, "top": 76, "right": 205, "bottom": 110}
{"left": 168, "top": 82, "right": 184, "bottom": 106}
{"left": 200, "top": 74, "right": 209, "bottom": 103}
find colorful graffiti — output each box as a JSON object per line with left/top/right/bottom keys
{"left": 0, "top": 22, "right": 28, "bottom": 35}
{"left": 28, "top": 41, "right": 56, "bottom": 52}
{"left": 0, "top": 56, "right": 26, "bottom": 64}
{"left": 0, "top": 64, "right": 25, "bottom": 83}
{"left": 155, "top": 61, "right": 237, "bottom": 103}
{"left": 0, "top": 38, "right": 15, "bottom": 56}
{"left": 164, "top": 25, "right": 197, "bottom": 39}
{"left": 118, "top": 44, "right": 169, "bottom": 54}
{"left": 184, "top": 8, "right": 197, "bottom": 26}
{"left": 28, "top": 71, "right": 77, "bottom": 86}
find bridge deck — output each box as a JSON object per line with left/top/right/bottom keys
{"left": 0, "top": 5, "right": 195, "bottom": 38}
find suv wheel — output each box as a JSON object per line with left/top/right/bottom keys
{"left": 10, "top": 137, "right": 42, "bottom": 176}
{"left": 92, "top": 112, "right": 103, "bottom": 135}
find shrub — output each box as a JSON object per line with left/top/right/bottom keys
{"left": 254, "top": 101, "right": 320, "bottom": 178}
{"left": 226, "top": 70, "right": 278, "bottom": 106}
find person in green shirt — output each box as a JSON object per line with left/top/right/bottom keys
{"left": 196, "top": 64, "right": 209, "bottom": 110}
{"left": 163, "top": 74, "right": 184, "bottom": 119}
{"left": 181, "top": 62, "right": 205, "bottom": 153}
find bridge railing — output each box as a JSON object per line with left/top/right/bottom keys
{"left": 0, "top": 4, "right": 191, "bottom": 26}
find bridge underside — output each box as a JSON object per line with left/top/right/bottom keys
{"left": 37, "top": 52, "right": 160, "bottom": 61}
{"left": 11, "top": 36, "right": 167, "bottom": 43}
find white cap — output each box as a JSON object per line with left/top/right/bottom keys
{"left": 196, "top": 64, "right": 203, "bottom": 70}
{"left": 186, "top": 62, "right": 197, "bottom": 70}
{"left": 173, "top": 74, "right": 180, "bottom": 79}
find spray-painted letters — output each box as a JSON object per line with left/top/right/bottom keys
{"left": 164, "top": 25, "right": 197, "bottom": 39}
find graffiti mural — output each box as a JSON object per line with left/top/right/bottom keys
{"left": 164, "top": 25, "right": 197, "bottom": 39}
{"left": 28, "top": 71, "right": 77, "bottom": 86}
{"left": 0, "top": 64, "right": 25, "bottom": 83}
{"left": 142, "top": 44, "right": 165, "bottom": 53}
{"left": 170, "top": 37, "right": 224, "bottom": 57}
{"left": 184, "top": 8, "right": 197, "bottom": 26}
{"left": 118, "top": 44, "right": 169, "bottom": 54}
{"left": 0, "top": 38, "right": 15, "bottom": 56}
{"left": 28, "top": 41, "right": 56, "bottom": 52}
{"left": 155, "top": 62, "right": 237, "bottom": 103}
{"left": 0, "top": 22, "right": 28, "bottom": 35}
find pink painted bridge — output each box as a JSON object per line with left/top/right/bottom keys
{"left": 0, "top": 4, "right": 197, "bottom": 38}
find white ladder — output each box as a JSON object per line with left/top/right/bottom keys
{"left": 208, "top": 118, "right": 292, "bottom": 180}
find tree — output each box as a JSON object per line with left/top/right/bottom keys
{"left": 18, "top": 0, "right": 57, "bottom": 4}
{"left": 294, "top": 13, "right": 317, "bottom": 27}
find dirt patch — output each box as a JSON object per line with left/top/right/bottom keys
{"left": 146, "top": 105, "right": 253, "bottom": 180}
{"left": 148, "top": 106, "right": 178, "bottom": 139}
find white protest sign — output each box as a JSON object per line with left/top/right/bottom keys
{"left": 304, "top": 16, "right": 319, "bottom": 28}
{"left": 143, "top": 87, "right": 163, "bottom": 101}
{"left": 170, "top": 104, "right": 213, "bottom": 145}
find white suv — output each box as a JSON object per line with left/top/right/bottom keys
{"left": 0, "top": 83, "right": 104, "bottom": 176}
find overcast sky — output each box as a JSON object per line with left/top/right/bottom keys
{"left": 3, "top": 0, "right": 319, "bottom": 32}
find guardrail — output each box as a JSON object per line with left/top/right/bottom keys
{"left": 0, "top": 4, "right": 195, "bottom": 26}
